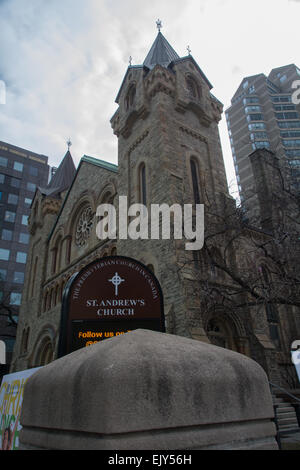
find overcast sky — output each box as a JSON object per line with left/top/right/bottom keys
{"left": 0, "top": 0, "right": 299, "bottom": 192}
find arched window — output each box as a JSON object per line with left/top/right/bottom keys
{"left": 125, "top": 84, "right": 136, "bottom": 110}
{"left": 259, "top": 265, "right": 281, "bottom": 349}
{"left": 51, "top": 235, "right": 62, "bottom": 275}
{"left": 139, "top": 163, "right": 147, "bottom": 206}
{"left": 65, "top": 236, "right": 72, "bottom": 265}
{"left": 186, "top": 76, "right": 201, "bottom": 99}
{"left": 31, "top": 256, "right": 38, "bottom": 298}
{"left": 38, "top": 340, "right": 54, "bottom": 366}
{"left": 190, "top": 159, "right": 201, "bottom": 204}
{"left": 21, "top": 327, "right": 30, "bottom": 354}
{"left": 207, "top": 316, "right": 239, "bottom": 352}
{"left": 51, "top": 247, "right": 58, "bottom": 275}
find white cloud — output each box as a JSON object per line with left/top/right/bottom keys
{"left": 0, "top": 0, "right": 299, "bottom": 191}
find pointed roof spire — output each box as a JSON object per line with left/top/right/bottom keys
{"left": 143, "top": 24, "right": 180, "bottom": 70}
{"left": 39, "top": 149, "right": 76, "bottom": 198}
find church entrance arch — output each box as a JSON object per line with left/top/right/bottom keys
{"left": 204, "top": 309, "right": 248, "bottom": 355}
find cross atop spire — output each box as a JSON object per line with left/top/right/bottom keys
{"left": 156, "top": 19, "right": 162, "bottom": 32}
{"left": 67, "top": 139, "right": 72, "bottom": 151}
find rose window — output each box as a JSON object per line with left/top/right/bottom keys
{"left": 75, "top": 207, "right": 94, "bottom": 247}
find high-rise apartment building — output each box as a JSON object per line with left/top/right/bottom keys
{"left": 0, "top": 141, "right": 49, "bottom": 372}
{"left": 225, "top": 64, "right": 300, "bottom": 220}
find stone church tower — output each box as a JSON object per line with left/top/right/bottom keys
{"left": 11, "top": 29, "right": 299, "bottom": 387}
{"left": 110, "top": 30, "right": 230, "bottom": 340}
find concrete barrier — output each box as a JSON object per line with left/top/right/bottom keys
{"left": 20, "top": 329, "right": 278, "bottom": 450}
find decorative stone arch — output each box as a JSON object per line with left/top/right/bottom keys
{"left": 49, "top": 226, "right": 65, "bottom": 275}
{"left": 96, "top": 181, "right": 117, "bottom": 206}
{"left": 203, "top": 307, "right": 249, "bottom": 356}
{"left": 185, "top": 73, "right": 202, "bottom": 100}
{"left": 124, "top": 81, "right": 137, "bottom": 111}
{"left": 29, "top": 324, "right": 57, "bottom": 368}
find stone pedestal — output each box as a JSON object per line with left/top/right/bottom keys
{"left": 20, "top": 329, "right": 278, "bottom": 450}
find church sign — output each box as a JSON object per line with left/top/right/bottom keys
{"left": 58, "top": 256, "right": 165, "bottom": 357}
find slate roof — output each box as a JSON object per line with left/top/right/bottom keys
{"left": 39, "top": 150, "right": 76, "bottom": 198}
{"left": 143, "top": 31, "right": 180, "bottom": 70}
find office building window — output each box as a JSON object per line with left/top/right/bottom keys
{"left": 5, "top": 211, "right": 16, "bottom": 223}
{"left": 243, "top": 97, "right": 259, "bottom": 105}
{"left": 16, "top": 252, "right": 27, "bottom": 264}
{"left": 25, "top": 198, "right": 32, "bottom": 205}
{"left": 245, "top": 106, "right": 261, "bottom": 114}
{"left": 271, "top": 96, "right": 292, "bottom": 103}
{"left": 247, "top": 114, "right": 264, "bottom": 122}
{"left": 29, "top": 166, "right": 38, "bottom": 176}
{"left": 8, "top": 194, "right": 19, "bottom": 205}
{"left": 250, "top": 132, "right": 268, "bottom": 141}
{"left": 283, "top": 139, "right": 300, "bottom": 148}
{"left": 0, "top": 249, "right": 10, "bottom": 261}
{"left": 19, "top": 232, "right": 29, "bottom": 244}
{"left": 286, "top": 150, "right": 300, "bottom": 157}
{"left": 0, "top": 157, "right": 8, "bottom": 167}
{"left": 280, "top": 131, "right": 300, "bottom": 138}
{"left": 252, "top": 141, "right": 270, "bottom": 150}
{"left": 2, "top": 229, "right": 13, "bottom": 241}
{"left": 13, "top": 272, "right": 25, "bottom": 284}
{"left": 21, "top": 215, "right": 29, "bottom": 226}
{"left": 278, "top": 121, "right": 300, "bottom": 129}
{"left": 11, "top": 177, "right": 21, "bottom": 188}
{"left": 10, "top": 292, "right": 22, "bottom": 306}
{"left": 13, "top": 162, "right": 24, "bottom": 172}
{"left": 26, "top": 182, "right": 36, "bottom": 192}
{"left": 0, "top": 174, "right": 4, "bottom": 184}
{"left": 276, "top": 112, "right": 299, "bottom": 120}
{"left": 0, "top": 269, "right": 7, "bottom": 280}
{"left": 248, "top": 123, "right": 266, "bottom": 131}
{"left": 274, "top": 104, "right": 296, "bottom": 111}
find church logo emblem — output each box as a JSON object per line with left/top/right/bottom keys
{"left": 108, "top": 272, "right": 125, "bottom": 296}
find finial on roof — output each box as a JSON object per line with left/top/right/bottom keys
{"left": 67, "top": 139, "right": 72, "bottom": 151}
{"left": 129, "top": 55, "right": 132, "bottom": 66}
{"left": 187, "top": 45, "right": 191, "bottom": 56}
{"left": 156, "top": 19, "right": 162, "bottom": 32}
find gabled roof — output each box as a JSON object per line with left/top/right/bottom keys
{"left": 39, "top": 150, "right": 76, "bottom": 198}
{"left": 82, "top": 155, "right": 118, "bottom": 173}
{"left": 143, "top": 31, "right": 180, "bottom": 70}
{"left": 47, "top": 154, "right": 118, "bottom": 241}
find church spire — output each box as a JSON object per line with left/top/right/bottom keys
{"left": 143, "top": 23, "right": 180, "bottom": 70}
{"left": 38, "top": 148, "right": 76, "bottom": 198}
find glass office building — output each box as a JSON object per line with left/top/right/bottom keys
{"left": 225, "top": 64, "right": 300, "bottom": 219}
{"left": 0, "top": 140, "right": 49, "bottom": 371}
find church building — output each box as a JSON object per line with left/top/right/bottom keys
{"left": 11, "top": 28, "right": 300, "bottom": 387}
